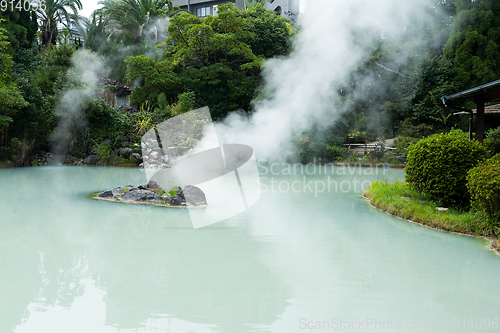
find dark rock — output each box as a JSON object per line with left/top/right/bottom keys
{"left": 138, "top": 184, "right": 148, "bottom": 190}
{"left": 182, "top": 185, "right": 207, "bottom": 206}
{"left": 396, "top": 156, "right": 407, "bottom": 163}
{"left": 98, "top": 190, "right": 114, "bottom": 198}
{"left": 111, "top": 185, "right": 135, "bottom": 196}
{"left": 166, "top": 194, "right": 186, "bottom": 206}
{"left": 121, "top": 189, "right": 163, "bottom": 202}
{"left": 129, "top": 153, "right": 142, "bottom": 164}
{"left": 147, "top": 180, "right": 159, "bottom": 189}
{"left": 84, "top": 155, "right": 97, "bottom": 165}
{"left": 118, "top": 148, "right": 133, "bottom": 157}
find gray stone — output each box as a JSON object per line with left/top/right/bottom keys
{"left": 121, "top": 189, "right": 163, "bottom": 202}
{"left": 436, "top": 207, "right": 448, "bottom": 212}
{"left": 98, "top": 190, "right": 114, "bottom": 198}
{"left": 111, "top": 185, "right": 135, "bottom": 196}
{"left": 396, "top": 156, "right": 407, "bottom": 163}
{"left": 129, "top": 153, "right": 142, "bottom": 164}
{"left": 83, "top": 155, "right": 97, "bottom": 165}
{"left": 166, "top": 194, "right": 186, "bottom": 206}
{"left": 182, "top": 185, "right": 207, "bottom": 206}
{"left": 168, "top": 147, "right": 180, "bottom": 157}
{"left": 118, "top": 148, "right": 133, "bottom": 157}
{"left": 147, "top": 180, "right": 159, "bottom": 189}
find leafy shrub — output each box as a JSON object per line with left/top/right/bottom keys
{"left": 170, "top": 91, "right": 196, "bottom": 116}
{"left": 405, "top": 130, "right": 487, "bottom": 207}
{"left": 85, "top": 97, "right": 128, "bottom": 131}
{"left": 484, "top": 126, "right": 500, "bottom": 157}
{"left": 467, "top": 154, "right": 500, "bottom": 235}
{"left": 95, "top": 142, "right": 111, "bottom": 163}
{"left": 394, "top": 136, "right": 418, "bottom": 157}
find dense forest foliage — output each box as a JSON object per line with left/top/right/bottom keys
{"left": 1, "top": 0, "right": 500, "bottom": 166}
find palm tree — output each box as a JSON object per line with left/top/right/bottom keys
{"left": 99, "top": 0, "right": 188, "bottom": 42}
{"left": 244, "top": 0, "right": 266, "bottom": 10}
{"left": 38, "top": 0, "right": 83, "bottom": 47}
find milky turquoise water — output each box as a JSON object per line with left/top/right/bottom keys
{"left": 0, "top": 166, "right": 499, "bottom": 333}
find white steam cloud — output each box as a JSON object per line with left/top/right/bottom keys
{"left": 49, "top": 51, "right": 107, "bottom": 158}
{"left": 198, "top": 0, "right": 441, "bottom": 162}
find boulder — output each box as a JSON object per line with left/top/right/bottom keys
{"left": 118, "top": 148, "right": 133, "bottom": 157}
{"left": 396, "top": 156, "right": 407, "bottom": 163}
{"left": 147, "top": 180, "right": 159, "bottom": 189}
{"left": 182, "top": 185, "right": 207, "bottom": 206}
{"left": 84, "top": 155, "right": 97, "bottom": 165}
{"left": 98, "top": 190, "right": 114, "bottom": 198}
{"left": 166, "top": 193, "right": 186, "bottom": 206}
{"left": 109, "top": 151, "right": 117, "bottom": 164}
{"left": 129, "top": 153, "right": 142, "bottom": 164}
{"left": 111, "top": 185, "right": 136, "bottom": 196}
{"left": 121, "top": 189, "right": 163, "bottom": 202}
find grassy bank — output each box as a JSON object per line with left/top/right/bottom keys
{"left": 364, "top": 181, "right": 500, "bottom": 251}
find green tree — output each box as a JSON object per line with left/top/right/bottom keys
{"left": 444, "top": 0, "right": 500, "bottom": 87}
{"left": 407, "top": 55, "right": 460, "bottom": 126}
{"left": 98, "top": 0, "right": 188, "bottom": 43}
{"left": 126, "top": 3, "right": 292, "bottom": 119}
{"left": 237, "top": 4, "right": 293, "bottom": 58}
{"left": 82, "top": 11, "right": 108, "bottom": 52}
{"left": 0, "top": 21, "right": 28, "bottom": 148}
{"left": 38, "top": 0, "right": 83, "bottom": 47}
{"left": 0, "top": 9, "right": 38, "bottom": 54}
{"left": 244, "top": 0, "right": 266, "bottom": 10}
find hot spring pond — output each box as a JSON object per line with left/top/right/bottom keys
{"left": 1, "top": 166, "right": 500, "bottom": 333}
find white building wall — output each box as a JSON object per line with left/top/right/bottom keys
{"left": 171, "top": 0, "right": 299, "bottom": 24}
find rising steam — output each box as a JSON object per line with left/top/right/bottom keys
{"left": 49, "top": 51, "right": 107, "bottom": 159}
{"left": 199, "top": 0, "right": 442, "bottom": 162}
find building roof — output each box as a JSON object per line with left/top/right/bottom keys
{"left": 442, "top": 78, "right": 500, "bottom": 104}
{"left": 453, "top": 104, "right": 500, "bottom": 115}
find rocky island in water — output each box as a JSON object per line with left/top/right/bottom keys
{"left": 94, "top": 181, "right": 207, "bottom": 208}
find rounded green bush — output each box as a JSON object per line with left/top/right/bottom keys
{"left": 405, "top": 130, "right": 487, "bottom": 207}
{"left": 467, "top": 154, "right": 500, "bottom": 228}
